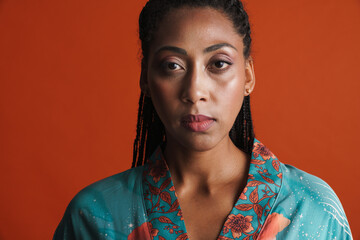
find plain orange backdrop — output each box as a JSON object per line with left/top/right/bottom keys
{"left": 0, "top": 0, "right": 359, "bottom": 239}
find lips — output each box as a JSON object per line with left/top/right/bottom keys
{"left": 181, "top": 114, "right": 215, "bottom": 132}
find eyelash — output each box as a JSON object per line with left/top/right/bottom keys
{"left": 165, "top": 62, "right": 182, "bottom": 70}
{"left": 160, "top": 61, "right": 183, "bottom": 74}
{"left": 209, "top": 60, "right": 232, "bottom": 71}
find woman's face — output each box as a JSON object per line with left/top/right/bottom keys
{"left": 142, "top": 7, "right": 255, "bottom": 152}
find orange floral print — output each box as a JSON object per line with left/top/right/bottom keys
{"left": 257, "top": 212, "right": 290, "bottom": 240}
{"left": 223, "top": 214, "right": 254, "bottom": 239}
{"left": 128, "top": 222, "right": 157, "bottom": 240}
{"left": 239, "top": 187, "right": 248, "bottom": 200}
{"left": 253, "top": 142, "right": 275, "bottom": 160}
{"left": 149, "top": 159, "right": 167, "bottom": 183}
{"left": 149, "top": 222, "right": 159, "bottom": 239}
{"left": 177, "top": 209, "right": 184, "bottom": 220}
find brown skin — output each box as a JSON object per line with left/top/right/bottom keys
{"left": 141, "top": 7, "right": 255, "bottom": 240}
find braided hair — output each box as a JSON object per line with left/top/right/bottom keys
{"left": 132, "top": 0, "right": 255, "bottom": 168}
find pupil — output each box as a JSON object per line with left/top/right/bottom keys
{"left": 168, "top": 63, "right": 177, "bottom": 70}
{"left": 215, "top": 61, "right": 224, "bottom": 68}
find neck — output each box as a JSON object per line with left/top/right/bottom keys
{"left": 163, "top": 136, "right": 250, "bottom": 193}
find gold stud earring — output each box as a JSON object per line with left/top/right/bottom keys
{"left": 246, "top": 89, "right": 251, "bottom": 94}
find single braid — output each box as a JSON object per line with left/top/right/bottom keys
{"left": 229, "top": 96, "right": 254, "bottom": 155}
{"left": 132, "top": 93, "right": 145, "bottom": 167}
{"left": 132, "top": 93, "right": 166, "bottom": 168}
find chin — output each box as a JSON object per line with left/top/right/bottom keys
{"left": 183, "top": 142, "right": 216, "bottom": 152}
{"left": 175, "top": 133, "right": 226, "bottom": 153}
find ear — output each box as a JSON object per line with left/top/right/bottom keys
{"left": 244, "top": 56, "right": 255, "bottom": 96}
{"left": 140, "top": 67, "right": 151, "bottom": 97}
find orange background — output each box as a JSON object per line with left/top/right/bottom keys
{"left": 0, "top": 0, "right": 359, "bottom": 239}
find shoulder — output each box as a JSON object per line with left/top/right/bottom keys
{"left": 280, "top": 163, "right": 332, "bottom": 195}
{"left": 274, "top": 163, "right": 353, "bottom": 239}
{"left": 279, "top": 163, "right": 342, "bottom": 211}
{"left": 53, "top": 166, "right": 147, "bottom": 239}
{"left": 75, "top": 166, "right": 144, "bottom": 202}
{"left": 68, "top": 165, "right": 145, "bottom": 213}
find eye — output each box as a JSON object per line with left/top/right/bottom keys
{"left": 162, "top": 62, "right": 182, "bottom": 71}
{"left": 214, "top": 61, "right": 227, "bottom": 69}
{"left": 209, "top": 60, "right": 232, "bottom": 72}
{"left": 168, "top": 62, "right": 181, "bottom": 70}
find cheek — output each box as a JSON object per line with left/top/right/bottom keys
{"left": 223, "top": 87, "right": 244, "bottom": 114}
{"left": 148, "top": 80, "right": 179, "bottom": 118}
{"left": 218, "top": 73, "right": 245, "bottom": 105}
{"left": 151, "top": 83, "right": 170, "bottom": 102}
{"left": 216, "top": 76, "right": 245, "bottom": 124}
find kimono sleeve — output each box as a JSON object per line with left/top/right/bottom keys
{"left": 272, "top": 164, "right": 353, "bottom": 239}
{"left": 53, "top": 195, "right": 89, "bottom": 240}
{"left": 53, "top": 167, "right": 147, "bottom": 240}
{"left": 53, "top": 186, "right": 125, "bottom": 240}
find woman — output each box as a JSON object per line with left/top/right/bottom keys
{"left": 54, "top": 0, "right": 353, "bottom": 239}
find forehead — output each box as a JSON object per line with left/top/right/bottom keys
{"left": 149, "top": 7, "right": 244, "bottom": 54}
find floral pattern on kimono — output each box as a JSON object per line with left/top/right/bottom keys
{"left": 53, "top": 139, "right": 353, "bottom": 240}
{"left": 140, "top": 140, "right": 284, "bottom": 240}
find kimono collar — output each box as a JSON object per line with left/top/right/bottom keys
{"left": 141, "top": 139, "right": 282, "bottom": 240}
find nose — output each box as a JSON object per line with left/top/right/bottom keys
{"left": 180, "top": 67, "right": 209, "bottom": 104}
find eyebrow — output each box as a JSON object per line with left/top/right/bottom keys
{"left": 155, "top": 46, "right": 188, "bottom": 56}
{"left": 204, "top": 43, "right": 237, "bottom": 53}
{"left": 154, "top": 43, "right": 237, "bottom": 56}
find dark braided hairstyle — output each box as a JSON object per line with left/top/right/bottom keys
{"left": 132, "top": 0, "right": 255, "bottom": 168}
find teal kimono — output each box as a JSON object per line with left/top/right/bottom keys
{"left": 53, "top": 139, "right": 353, "bottom": 239}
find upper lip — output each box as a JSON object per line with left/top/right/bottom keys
{"left": 181, "top": 114, "right": 215, "bottom": 122}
